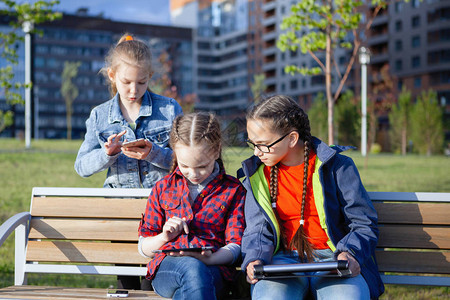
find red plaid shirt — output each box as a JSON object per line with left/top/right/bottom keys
{"left": 138, "top": 165, "right": 246, "bottom": 281}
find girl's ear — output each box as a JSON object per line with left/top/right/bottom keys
{"left": 288, "top": 131, "right": 300, "bottom": 148}
{"left": 107, "top": 68, "right": 115, "bottom": 82}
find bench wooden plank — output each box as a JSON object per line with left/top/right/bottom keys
{"left": 31, "top": 197, "right": 147, "bottom": 218}
{"left": 376, "top": 250, "right": 450, "bottom": 274}
{"left": 0, "top": 286, "right": 163, "bottom": 299}
{"left": 29, "top": 219, "right": 140, "bottom": 241}
{"left": 375, "top": 202, "right": 450, "bottom": 225}
{"left": 26, "top": 241, "right": 149, "bottom": 265}
{"left": 377, "top": 225, "right": 450, "bottom": 249}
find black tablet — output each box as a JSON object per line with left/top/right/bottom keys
{"left": 152, "top": 246, "right": 213, "bottom": 253}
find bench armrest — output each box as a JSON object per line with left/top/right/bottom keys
{"left": 0, "top": 212, "right": 30, "bottom": 247}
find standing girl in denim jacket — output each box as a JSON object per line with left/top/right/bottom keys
{"left": 240, "top": 95, "right": 384, "bottom": 299}
{"left": 138, "top": 112, "right": 245, "bottom": 300}
{"left": 75, "top": 33, "right": 183, "bottom": 189}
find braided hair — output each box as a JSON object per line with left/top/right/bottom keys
{"left": 247, "top": 95, "right": 314, "bottom": 260}
{"left": 169, "top": 112, "right": 224, "bottom": 173}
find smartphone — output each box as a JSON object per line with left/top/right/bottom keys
{"left": 152, "top": 246, "right": 214, "bottom": 254}
{"left": 107, "top": 289, "right": 129, "bottom": 298}
{"left": 122, "top": 138, "right": 146, "bottom": 148}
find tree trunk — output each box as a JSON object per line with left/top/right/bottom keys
{"left": 325, "top": 21, "right": 334, "bottom": 145}
{"left": 66, "top": 102, "right": 72, "bottom": 140}
{"left": 401, "top": 125, "right": 407, "bottom": 156}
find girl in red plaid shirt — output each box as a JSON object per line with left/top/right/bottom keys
{"left": 138, "top": 112, "right": 246, "bottom": 300}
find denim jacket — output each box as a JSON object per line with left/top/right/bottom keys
{"left": 74, "top": 91, "right": 183, "bottom": 188}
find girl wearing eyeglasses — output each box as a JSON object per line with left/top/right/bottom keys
{"left": 239, "top": 95, "right": 384, "bottom": 299}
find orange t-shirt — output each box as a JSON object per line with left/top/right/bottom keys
{"left": 264, "top": 151, "right": 329, "bottom": 250}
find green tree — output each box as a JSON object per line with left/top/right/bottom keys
{"left": 388, "top": 87, "right": 412, "bottom": 155}
{"left": 335, "top": 90, "right": 360, "bottom": 146}
{"left": 0, "top": 0, "right": 61, "bottom": 134}
{"left": 307, "top": 92, "right": 328, "bottom": 142}
{"left": 410, "top": 90, "right": 444, "bottom": 156}
{"left": 251, "top": 73, "right": 266, "bottom": 103}
{"left": 61, "top": 61, "right": 81, "bottom": 140}
{"left": 277, "top": 0, "right": 389, "bottom": 145}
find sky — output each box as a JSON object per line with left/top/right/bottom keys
{"left": 54, "top": 0, "right": 171, "bottom": 26}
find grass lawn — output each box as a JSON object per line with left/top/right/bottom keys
{"left": 0, "top": 138, "right": 449, "bottom": 298}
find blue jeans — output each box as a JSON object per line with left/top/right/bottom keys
{"left": 251, "top": 249, "right": 370, "bottom": 300}
{"left": 151, "top": 256, "right": 224, "bottom": 300}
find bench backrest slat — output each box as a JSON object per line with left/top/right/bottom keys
{"left": 378, "top": 225, "right": 450, "bottom": 249}
{"left": 31, "top": 197, "right": 147, "bottom": 219}
{"left": 376, "top": 250, "right": 450, "bottom": 274}
{"left": 26, "top": 240, "right": 149, "bottom": 265}
{"left": 374, "top": 202, "right": 450, "bottom": 225}
{"left": 29, "top": 219, "right": 140, "bottom": 241}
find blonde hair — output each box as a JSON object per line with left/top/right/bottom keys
{"left": 100, "top": 33, "right": 153, "bottom": 97}
{"left": 169, "top": 112, "right": 224, "bottom": 173}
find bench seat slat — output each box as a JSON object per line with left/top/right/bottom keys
{"left": 377, "top": 225, "right": 450, "bottom": 249}
{"left": 375, "top": 202, "right": 450, "bottom": 225}
{"left": 26, "top": 240, "right": 149, "bottom": 265}
{"left": 29, "top": 219, "right": 140, "bottom": 241}
{"left": 31, "top": 197, "right": 147, "bottom": 218}
{"left": 0, "top": 285, "right": 162, "bottom": 300}
{"left": 376, "top": 250, "right": 450, "bottom": 274}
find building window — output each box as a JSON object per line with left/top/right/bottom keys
{"left": 395, "top": 40, "right": 403, "bottom": 51}
{"left": 290, "top": 79, "right": 298, "bottom": 90}
{"left": 414, "top": 77, "right": 421, "bottom": 87}
{"left": 395, "top": 20, "right": 402, "bottom": 32}
{"left": 395, "top": 59, "right": 403, "bottom": 71}
{"left": 397, "top": 79, "right": 403, "bottom": 90}
{"left": 412, "top": 36, "right": 421, "bottom": 48}
{"left": 412, "top": 16, "right": 420, "bottom": 28}
{"left": 395, "top": 2, "right": 403, "bottom": 13}
{"left": 412, "top": 0, "right": 420, "bottom": 8}
{"left": 412, "top": 56, "right": 421, "bottom": 68}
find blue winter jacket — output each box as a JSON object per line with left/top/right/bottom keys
{"left": 239, "top": 137, "right": 384, "bottom": 299}
{"left": 74, "top": 91, "right": 183, "bottom": 188}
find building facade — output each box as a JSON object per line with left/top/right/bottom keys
{"left": 1, "top": 10, "right": 193, "bottom": 139}
{"left": 172, "top": 0, "right": 449, "bottom": 144}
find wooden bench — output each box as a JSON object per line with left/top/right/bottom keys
{"left": 0, "top": 188, "right": 449, "bottom": 299}
{"left": 0, "top": 187, "right": 162, "bottom": 299}
{"left": 372, "top": 192, "right": 450, "bottom": 286}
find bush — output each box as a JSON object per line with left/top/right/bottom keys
{"left": 370, "top": 143, "right": 382, "bottom": 154}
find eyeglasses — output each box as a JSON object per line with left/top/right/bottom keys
{"left": 246, "top": 132, "right": 291, "bottom": 153}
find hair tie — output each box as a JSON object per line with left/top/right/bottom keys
{"left": 125, "top": 35, "right": 133, "bottom": 41}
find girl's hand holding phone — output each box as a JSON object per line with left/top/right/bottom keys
{"left": 104, "top": 130, "right": 127, "bottom": 156}
{"left": 121, "top": 139, "right": 153, "bottom": 160}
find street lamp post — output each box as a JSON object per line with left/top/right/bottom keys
{"left": 23, "top": 20, "right": 34, "bottom": 149}
{"left": 359, "top": 46, "right": 370, "bottom": 157}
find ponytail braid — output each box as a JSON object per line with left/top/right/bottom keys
{"left": 289, "top": 139, "right": 314, "bottom": 261}
{"left": 169, "top": 116, "right": 182, "bottom": 173}
{"left": 269, "top": 163, "right": 288, "bottom": 250}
